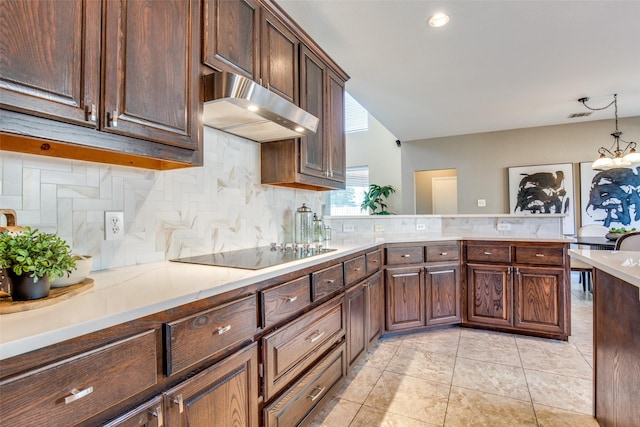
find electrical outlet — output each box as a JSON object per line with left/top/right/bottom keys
{"left": 374, "top": 224, "right": 385, "bottom": 232}
{"left": 477, "top": 199, "right": 487, "bottom": 207}
{"left": 497, "top": 222, "right": 511, "bottom": 231}
{"left": 343, "top": 224, "right": 355, "bottom": 232}
{"left": 105, "top": 211, "right": 125, "bottom": 240}
{"left": 416, "top": 223, "right": 426, "bottom": 231}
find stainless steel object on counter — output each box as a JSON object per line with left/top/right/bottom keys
{"left": 295, "top": 204, "right": 314, "bottom": 245}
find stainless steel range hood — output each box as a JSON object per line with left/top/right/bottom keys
{"left": 203, "top": 72, "right": 319, "bottom": 142}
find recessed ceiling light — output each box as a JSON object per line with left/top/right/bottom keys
{"left": 247, "top": 105, "right": 259, "bottom": 112}
{"left": 294, "top": 126, "right": 304, "bottom": 133}
{"left": 428, "top": 13, "right": 450, "bottom": 28}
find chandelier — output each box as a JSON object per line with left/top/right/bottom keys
{"left": 578, "top": 94, "right": 640, "bottom": 170}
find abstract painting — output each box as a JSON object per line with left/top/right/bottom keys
{"left": 508, "top": 163, "right": 575, "bottom": 234}
{"left": 579, "top": 162, "right": 640, "bottom": 229}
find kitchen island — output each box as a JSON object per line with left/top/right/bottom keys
{"left": 569, "top": 249, "right": 640, "bottom": 427}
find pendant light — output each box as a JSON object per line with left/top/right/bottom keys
{"left": 578, "top": 94, "right": 640, "bottom": 170}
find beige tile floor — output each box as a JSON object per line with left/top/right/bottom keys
{"left": 309, "top": 276, "right": 599, "bottom": 427}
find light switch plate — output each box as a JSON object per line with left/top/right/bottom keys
{"left": 374, "top": 224, "right": 385, "bottom": 232}
{"left": 497, "top": 222, "right": 511, "bottom": 231}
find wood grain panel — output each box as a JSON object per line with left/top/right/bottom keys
{"left": 425, "top": 242, "right": 460, "bottom": 262}
{"left": 344, "top": 255, "right": 367, "bottom": 287}
{"left": 346, "top": 283, "right": 366, "bottom": 367}
{"left": 594, "top": 270, "right": 640, "bottom": 427}
{"left": 312, "top": 263, "right": 345, "bottom": 301}
{"left": 466, "top": 264, "right": 512, "bottom": 327}
{"left": 466, "top": 243, "right": 511, "bottom": 263}
{"left": 386, "top": 246, "right": 425, "bottom": 265}
{"left": 0, "top": 330, "right": 157, "bottom": 427}
{"left": 261, "top": 275, "right": 311, "bottom": 329}
{"left": 261, "top": 10, "right": 298, "bottom": 103}
{"left": 366, "top": 271, "right": 384, "bottom": 347}
{"left": 426, "top": 265, "right": 461, "bottom": 326}
{"left": 385, "top": 266, "right": 425, "bottom": 331}
{"left": 366, "top": 249, "right": 382, "bottom": 274}
{"left": 514, "top": 267, "right": 563, "bottom": 334}
{"left": 515, "top": 246, "right": 565, "bottom": 266}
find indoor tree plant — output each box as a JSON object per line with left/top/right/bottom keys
{"left": 361, "top": 184, "right": 396, "bottom": 215}
{"left": 0, "top": 227, "right": 76, "bottom": 301}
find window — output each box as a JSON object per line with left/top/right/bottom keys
{"left": 330, "top": 166, "right": 369, "bottom": 215}
{"left": 345, "top": 92, "right": 368, "bottom": 133}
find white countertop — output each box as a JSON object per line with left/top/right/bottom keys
{"left": 569, "top": 249, "right": 640, "bottom": 289}
{"left": 0, "top": 234, "right": 574, "bottom": 360}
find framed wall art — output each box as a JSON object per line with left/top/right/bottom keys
{"left": 579, "top": 162, "right": 640, "bottom": 229}
{"left": 508, "top": 163, "right": 575, "bottom": 234}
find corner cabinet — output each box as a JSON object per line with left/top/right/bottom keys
{"left": 0, "top": 0, "right": 202, "bottom": 169}
{"left": 463, "top": 240, "right": 570, "bottom": 340}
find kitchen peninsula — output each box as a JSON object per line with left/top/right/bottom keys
{"left": 0, "top": 214, "right": 575, "bottom": 426}
{"left": 569, "top": 249, "right": 640, "bottom": 427}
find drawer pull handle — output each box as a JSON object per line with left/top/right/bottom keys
{"left": 354, "top": 267, "right": 361, "bottom": 271}
{"left": 217, "top": 325, "right": 232, "bottom": 335}
{"left": 307, "top": 330, "right": 325, "bottom": 343}
{"left": 286, "top": 296, "right": 298, "bottom": 302}
{"left": 440, "top": 252, "right": 448, "bottom": 255}
{"left": 370, "top": 259, "right": 378, "bottom": 263}
{"left": 308, "top": 385, "right": 326, "bottom": 401}
{"left": 64, "top": 386, "right": 93, "bottom": 404}
{"left": 401, "top": 254, "right": 411, "bottom": 258}
{"left": 535, "top": 253, "right": 545, "bottom": 257}
{"left": 326, "top": 279, "right": 335, "bottom": 284}
{"left": 151, "top": 405, "right": 164, "bottom": 427}
{"left": 483, "top": 252, "right": 492, "bottom": 255}
{"left": 173, "top": 394, "right": 184, "bottom": 413}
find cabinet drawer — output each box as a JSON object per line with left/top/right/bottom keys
{"left": 426, "top": 242, "right": 459, "bottom": 262}
{"left": 262, "top": 276, "right": 312, "bottom": 329}
{"left": 262, "top": 295, "right": 345, "bottom": 400}
{"left": 515, "top": 246, "right": 565, "bottom": 266}
{"left": 344, "top": 255, "right": 367, "bottom": 286}
{"left": 0, "top": 330, "right": 157, "bottom": 427}
{"left": 165, "top": 294, "right": 258, "bottom": 375}
{"left": 366, "top": 249, "right": 382, "bottom": 273}
{"left": 264, "top": 342, "right": 346, "bottom": 427}
{"left": 312, "top": 263, "right": 345, "bottom": 301}
{"left": 386, "top": 246, "right": 425, "bottom": 265}
{"left": 466, "top": 243, "right": 511, "bottom": 263}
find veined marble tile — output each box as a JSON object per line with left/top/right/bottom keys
{"left": 349, "top": 406, "right": 436, "bottom": 427}
{"left": 452, "top": 357, "right": 530, "bottom": 401}
{"left": 457, "top": 336, "right": 522, "bottom": 367}
{"left": 445, "top": 387, "right": 537, "bottom": 427}
{"left": 533, "top": 403, "right": 599, "bottom": 426}
{"left": 525, "top": 369, "right": 593, "bottom": 414}
{"left": 307, "top": 398, "right": 361, "bottom": 427}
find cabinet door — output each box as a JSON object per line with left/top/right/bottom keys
{"left": 261, "top": 10, "right": 298, "bottom": 103}
{"left": 514, "top": 266, "right": 565, "bottom": 334}
{"left": 103, "top": 396, "right": 163, "bottom": 427}
{"left": 426, "top": 264, "right": 461, "bottom": 326}
{"left": 385, "top": 267, "right": 425, "bottom": 331}
{"left": 203, "top": 0, "right": 260, "bottom": 79}
{"left": 466, "top": 264, "right": 512, "bottom": 328}
{"left": 346, "top": 282, "right": 367, "bottom": 368}
{"left": 326, "top": 69, "right": 346, "bottom": 184}
{"left": 164, "top": 343, "right": 259, "bottom": 427}
{"left": 366, "top": 271, "right": 384, "bottom": 347}
{"left": 102, "top": 0, "right": 200, "bottom": 149}
{"left": 0, "top": 0, "right": 100, "bottom": 126}
{"left": 299, "top": 45, "right": 327, "bottom": 180}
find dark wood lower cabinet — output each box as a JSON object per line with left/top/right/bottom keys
{"left": 425, "top": 264, "right": 461, "bottom": 326}
{"left": 346, "top": 271, "right": 384, "bottom": 370}
{"left": 366, "top": 271, "right": 384, "bottom": 347}
{"left": 466, "top": 263, "right": 512, "bottom": 328}
{"left": 385, "top": 266, "right": 425, "bottom": 331}
{"left": 164, "top": 343, "right": 259, "bottom": 427}
{"left": 514, "top": 266, "right": 564, "bottom": 335}
{"left": 103, "top": 396, "right": 164, "bottom": 427}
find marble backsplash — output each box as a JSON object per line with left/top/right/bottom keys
{"left": 0, "top": 127, "right": 326, "bottom": 271}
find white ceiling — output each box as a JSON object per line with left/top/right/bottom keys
{"left": 277, "top": 0, "right": 640, "bottom": 142}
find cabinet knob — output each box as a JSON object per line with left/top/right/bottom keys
{"left": 401, "top": 254, "right": 411, "bottom": 258}
{"left": 151, "top": 405, "right": 164, "bottom": 427}
{"left": 308, "top": 385, "right": 326, "bottom": 401}
{"left": 307, "top": 329, "right": 325, "bottom": 343}
{"left": 440, "top": 252, "right": 448, "bottom": 256}
{"left": 64, "top": 386, "right": 94, "bottom": 404}
{"left": 286, "top": 296, "right": 298, "bottom": 303}
{"left": 326, "top": 279, "right": 335, "bottom": 284}
{"left": 173, "top": 394, "right": 184, "bottom": 413}
{"left": 354, "top": 267, "right": 361, "bottom": 272}
{"left": 217, "top": 324, "right": 232, "bottom": 335}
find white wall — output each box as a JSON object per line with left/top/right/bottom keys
{"left": 345, "top": 112, "right": 402, "bottom": 214}
{"left": 0, "top": 127, "right": 326, "bottom": 271}
{"left": 401, "top": 116, "right": 640, "bottom": 216}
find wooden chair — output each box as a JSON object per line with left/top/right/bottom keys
{"left": 571, "top": 225, "right": 609, "bottom": 292}
{"left": 615, "top": 231, "right": 640, "bottom": 250}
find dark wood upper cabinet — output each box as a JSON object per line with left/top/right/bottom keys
{"left": 203, "top": 0, "right": 260, "bottom": 80}
{"left": 0, "top": 0, "right": 101, "bottom": 126}
{"left": 0, "top": 0, "right": 202, "bottom": 169}
{"left": 326, "top": 69, "right": 346, "bottom": 183}
{"left": 261, "top": 9, "right": 299, "bottom": 104}
{"left": 102, "top": 0, "right": 200, "bottom": 150}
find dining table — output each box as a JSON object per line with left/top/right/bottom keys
{"left": 572, "top": 236, "right": 616, "bottom": 250}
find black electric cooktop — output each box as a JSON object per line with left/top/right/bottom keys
{"left": 171, "top": 245, "right": 336, "bottom": 270}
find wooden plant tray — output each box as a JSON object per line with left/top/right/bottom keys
{"left": 0, "top": 278, "right": 94, "bottom": 314}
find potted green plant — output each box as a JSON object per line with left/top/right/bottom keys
{"left": 0, "top": 227, "right": 76, "bottom": 301}
{"left": 361, "top": 184, "right": 396, "bottom": 215}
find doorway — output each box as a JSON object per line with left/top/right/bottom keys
{"left": 415, "top": 169, "right": 458, "bottom": 214}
